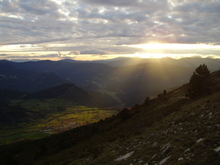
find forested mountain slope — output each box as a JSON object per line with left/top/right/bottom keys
{"left": 0, "top": 61, "right": 71, "bottom": 92}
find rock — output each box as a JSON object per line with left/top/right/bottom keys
{"left": 196, "top": 138, "right": 205, "bottom": 143}
{"left": 138, "top": 160, "right": 144, "bottom": 163}
{"left": 184, "top": 148, "right": 190, "bottom": 153}
{"left": 209, "top": 112, "right": 213, "bottom": 119}
{"left": 213, "top": 146, "right": 220, "bottom": 152}
{"left": 178, "top": 157, "right": 184, "bottom": 161}
{"left": 153, "top": 142, "right": 158, "bottom": 147}
{"left": 159, "top": 156, "right": 171, "bottom": 165}
{"left": 114, "top": 151, "right": 134, "bottom": 161}
{"left": 161, "top": 143, "right": 172, "bottom": 155}
{"left": 152, "top": 154, "right": 157, "bottom": 158}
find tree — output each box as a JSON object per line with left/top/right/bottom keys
{"left": 144, "top": 97, "right": 150, "bottom": 106}
{"left": 119, "top": 108, "right": 130, "bottom": 120}
{"left": 163, "top": 90, "right": 167, "bottom": 95}
{"left": 188, "top": 64, "right": 211, "bottom": 98}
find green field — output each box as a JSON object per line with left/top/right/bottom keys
{"left": 0, "top": 99, "right": 120, "bottom": 144}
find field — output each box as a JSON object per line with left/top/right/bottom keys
{"left": 0, "top": 99, "right": 120, "bottom": 144}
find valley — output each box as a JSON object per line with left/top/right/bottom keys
{"left": 0, "top": 98, "right": 119, "bottom": 144}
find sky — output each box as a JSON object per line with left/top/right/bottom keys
{"left": 1, "top": 0, "right": 220, "bottom": 61}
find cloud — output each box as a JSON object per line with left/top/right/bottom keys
{"left": 68, "top": 51, "right": 80, "bottom": 55}
{"left": 80, "top": 49, "right": 107, "bottom": 55}
{"left": 80, "top": 0, "right": 136, "bottom": 7}
{"left": 1, "top": 0, "right": 220, "bottom": 60}
{"left": 5, "top": 53, "right": 60, "bottom": 59}
{"left": 0, "top": 54, "right": 8, "bottom": 56}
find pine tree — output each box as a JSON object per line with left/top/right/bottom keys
{"left": 188, "top": 64, "right": 211, "bottom": 98}
{"left": 163, "top": 90, "right": 167, "bottom": 95}
{"left": 144, "top": 97, "right": 150, "bottom": 106}
{"left": 119, "top": 108, "right": 130, "bottom": 120}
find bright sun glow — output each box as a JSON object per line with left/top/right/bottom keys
{"left": 131, "top": 53, "right": 167, "bottom": 58}
{"left": 124, "top": 43, "right": 220, "bottom": 59}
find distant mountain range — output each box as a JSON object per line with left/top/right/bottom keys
{"left": 0, "top": 61, "right": 71, "bottom": 92}
{"left": 57, "top": 57, "right": 220, "bottom": 70}
{"left": 1, "top": 57, "right": 220, "bottom": 106}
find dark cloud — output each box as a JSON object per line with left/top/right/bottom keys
{"left": 0, "top": 54, "right": 8, "bottom": 56}
{"left": 68, "top": 51, "right": 80, "bottom": 55}
{"left": 1, "top": 53, "right": 60, "bottom": 59}
{"left": 175, "top": 2, "right": 220, "bottom": 14}
{"left": 19, "top": 0, "right": 63, "bottom": 18}
{"left": 80, "top": 49, "right": 107, "bottom": 55}
{"left": 0, "top": 0, "right": 20, "bottom": 13}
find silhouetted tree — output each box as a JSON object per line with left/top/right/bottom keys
{"left": 157, "top": 93, "right": 162, "bottom": 98}
{"left": 163, "top": 90, "right": 167, "bottom": 95}
{"left": 144, "top": 97, "right": 150, "bottom": 106}
{"left": 119, "top": 108, "right": 130, "bottom": 120}
{"left": 187, "top": 64, "right": 211, "bottom": 98}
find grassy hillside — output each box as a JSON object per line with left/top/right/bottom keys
{"left": 0, "top": 69, "right": 220, "bottom": 164}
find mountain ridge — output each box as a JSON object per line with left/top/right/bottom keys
{"left": 0, "top": 61, "right": 71, "bottom": 92}
{"left": 23, "top": 83, "right": 118, "bottom": 107}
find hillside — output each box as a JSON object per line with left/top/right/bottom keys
{"left": 0, "top": 61, "right": 71, "bottom": 92}
{"left": 0, "top": 83, "right": 119, "bottom": 126}
{"left": 0, "top": 84, "right": 120, "bottom": 144}
{"left": 0, "top": 68, "right": 220, "bottom": 164}
{"left": 4, "top": 60, "right": 112, "bottom": 87}
{"left": 105, "top": 62, "right": 193, "bottom": 105}
{"left": 24, "top": 83, "right": 119, "bottom": 107}
{"left": 0, "top": 89, "right": 27, "bottom": 102}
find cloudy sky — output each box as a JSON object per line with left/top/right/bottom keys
{"left": 1, "top": 0, "right": 220, "bottom": 61}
